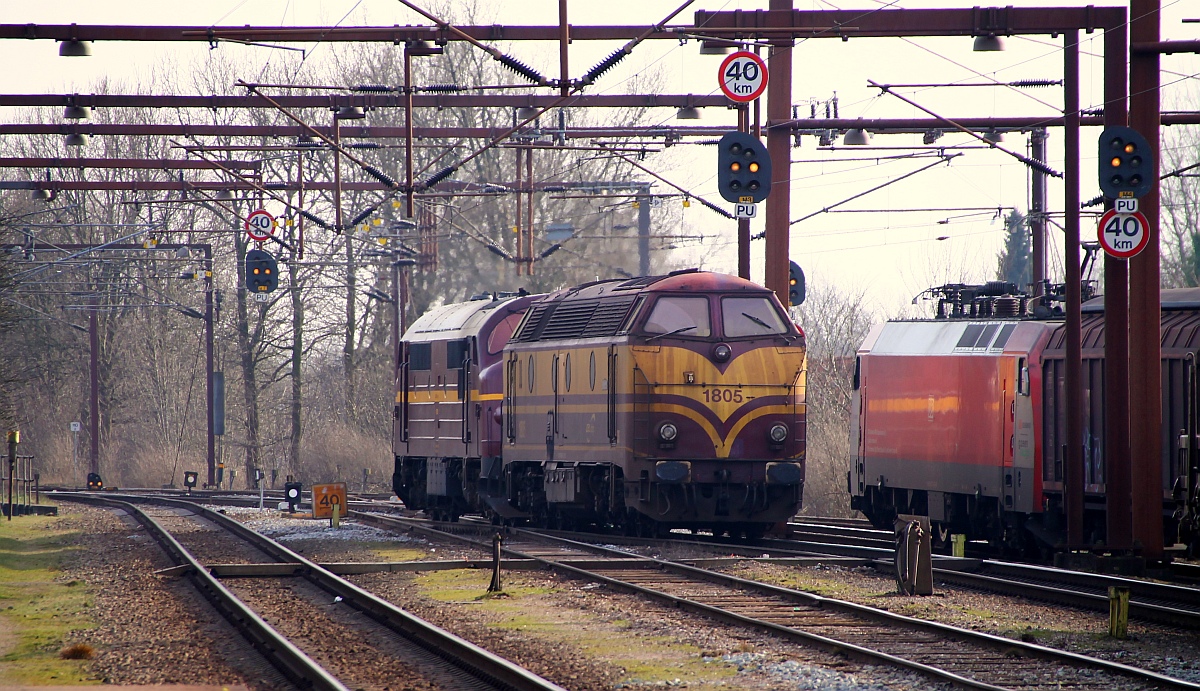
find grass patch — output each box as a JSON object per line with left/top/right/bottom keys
{"left": 366, "top": 544, "right": 428, "bottom": 562}
{"left": 0, "top": 512, "right": 98, "bottom": 685}
{"left": 412, "top": 570, "right": 745, "bottom": 687}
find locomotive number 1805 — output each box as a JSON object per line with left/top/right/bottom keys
{"left": 703, "top": 387, "right": 744, "bottom": 403}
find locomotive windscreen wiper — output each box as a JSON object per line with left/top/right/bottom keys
{"left": 644, "top": 325, "right": 696, "bottom": 342}
{"left": 741, "top": 312, "right": 772, "bottom": 330}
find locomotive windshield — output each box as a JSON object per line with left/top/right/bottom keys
{"left": 721, "top": 296, "right": 789, "bottom": 337}
{"left": 643, "top": 296, "right": 711, "bottom": 337}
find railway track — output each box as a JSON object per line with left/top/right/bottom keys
{"left": 59, "top": 494, "right": 566, "bottom": 691}
{"left": 758, "top": 523, "right": 1200, "bottom": 630}
{"left": 70, "top": 490, "right": 1200, "bottom": 630}
{"left": 353, "top": 511, "right": 1200, "bottom": 691}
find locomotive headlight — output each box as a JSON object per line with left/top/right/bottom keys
{"left": 712, "top": 343, "right": 732, "bottom": 363}
{"left": 768, "top": 423, "right": 788, "bottom": 447}
{"left": 658, "top": 422, "right": 679, "bottom": 443}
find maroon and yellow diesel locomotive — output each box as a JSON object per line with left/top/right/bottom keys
{"left": 393, "top": 270, "right": 807, "bottom": 536}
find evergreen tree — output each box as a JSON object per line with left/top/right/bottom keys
{"left": 996, "top": 210, "right": 1031, "bottom": 289}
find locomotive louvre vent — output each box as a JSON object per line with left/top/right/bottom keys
{"left": 614, "top": 275, "right": 666, "bottom": 291}
{"left": 513, "top": 303, "right": 553, "bottom": 342}
{"left": 581, "top": 296, "right": 638, "bottom": 337}
{"left": 954, "top": 324, "right": 986, "bottom": 349}
{"left": 953, "top": 323, "right": 1000, "bottom": 350}
{"left": 538, "top": 300, "right": 599, "bottom": 340}
{"left": 515, "top": 296, "right": 641, "bottom": 342}
{"left": 990, "top": 323, "right": 1017, "bottom": 350}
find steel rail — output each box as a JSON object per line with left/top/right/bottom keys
{"left": 511, "top": 528, "right": 1200, "bottom": 691}
{"left": 652, "top": 528, "right": 1200, "bottom": 631}
{"left": 94, "top": 494, "right": 568, "bottom": 691}
{"left": 59, "top": 494, "right": 350, "bottom": 691}
{"left": 352, "top": 513, "right": 1200, "bottom": 691}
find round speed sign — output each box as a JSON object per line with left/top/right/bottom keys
{"left": 1097, "top": 209, "right": 1150, "bottom": 259}
{"left": 718, "top": 51, "right": 768, "bottom": 103}
{"left": 245, "top": 209, "right": 275, "bottom": 242}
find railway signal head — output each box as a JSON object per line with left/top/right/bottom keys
{"left": 717, "top": 131, "right": 772, "bottom": 204}
{"left": 284, "top": 482, "right": 302, "bottom": 512}
{"left": 1098, "top": 126, "right": 1153, "bottom": 199}
{"left": 184, "top": 471, "right": 198, "bottom": 494}
{"left": 788, "top": 261, "right": 806, "bottom": 306}
{"left": 245, "top": 249, "right": 279, "bottom": 293}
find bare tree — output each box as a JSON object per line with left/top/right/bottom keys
{"left": 1161, "top": 116, "right": 1200, "bottom": 288}
{"left": 793, "top": 282, "right": 876, "bottom": 517}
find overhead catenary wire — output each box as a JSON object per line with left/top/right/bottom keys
{"left": 867, "top": 81, "right": 1062, "bottom": 178}
{"left": 751, "top": 153, "right": 961, "bottom": 238}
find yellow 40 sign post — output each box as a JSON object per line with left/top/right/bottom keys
{"left": 311, "top": 482, "right": 347, "bottom": 519}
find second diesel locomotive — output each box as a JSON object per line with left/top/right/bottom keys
{"left": 393, "top": 269, "right": 808, "bottom": 536}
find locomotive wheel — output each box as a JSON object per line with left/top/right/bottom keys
{"left": 742, "top": 523, "right": 768, "bottom": 541}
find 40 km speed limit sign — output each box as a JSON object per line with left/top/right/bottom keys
{"left": 245, "top": 208, "right": 275, "bottom": 242}
{"left": 1097, "top": 209, "right": 1150, "bottom": 259}
{"left": 718, "top": 51, "right": 768, "bottom": 103}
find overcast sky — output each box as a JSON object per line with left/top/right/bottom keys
{"left": 3, "top": 1, "right": 1198, "bottom": 315}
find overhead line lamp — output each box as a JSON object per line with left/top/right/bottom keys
{"left": 675, "top": 106, "right": 701, "bottom": 120}
{"left": 973, "top": 34, "right": 1005, "bottom": 52}
{"left": 59, "top": 40, "right": 93, "bottom": 57}
{"left": 843, "top": 129, "right": 870, "bottom": 146}
{"left": 63, "top": 105, "right": 91, "bottom": 120}
{"left": 699, "top": 40, "right": 732, "bottom": 55}
{"left": 983, "top": 129, "right": 1005, "bottom": 144}
{"left": 516, "top": 106, "right": 540, "bottom": 121}
{"left": 335, "top": 106, "right": 366, "bottom": 120}
{"left": 64, "top": 133, "right": 88, "bottom": 147}
{"left": 406, "top": 40, "right": 443, "bottom": 56}
{"left": 216, "top": 189, "right": 236, "bottom": 201}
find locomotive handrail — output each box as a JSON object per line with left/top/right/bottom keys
{"left": 399, "top": 343, "right": 410, "bottom": 443}
{"left": 606, "top": 345, "right": 617, "bottom": 445}
{"left": 461, "top": 351, "right": 472, "bottom": 445}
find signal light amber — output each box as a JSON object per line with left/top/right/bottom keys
{"left": 265, "top": 268, "right": 272, "bottom": 274}
{"left": 730, "top": 162, "right": 741, "bottom": 172}
{"left": 253, "top": 268, "right": 261, "bottom": 274}
{"left": 1110, "top": 157, "right": 1122, "bottom": 168}
{"left": 1124, "top": 143, "right": 1136, "bottom": 154}
{"left": 748, "top": 162, "right": 760, "bottom": 173}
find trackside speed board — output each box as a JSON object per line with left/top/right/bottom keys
{"left": 245, "top": 209, "right": 275, "bottom": 242}
{"left": 718, "top": 51, "right": 768, "bottom": 103}
{"left": 1097, "top": 209, "right": 1150, "bottom": 259}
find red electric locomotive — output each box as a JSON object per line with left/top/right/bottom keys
{"left": 850, "top": 284, "right": 1200, "bottom": 555}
